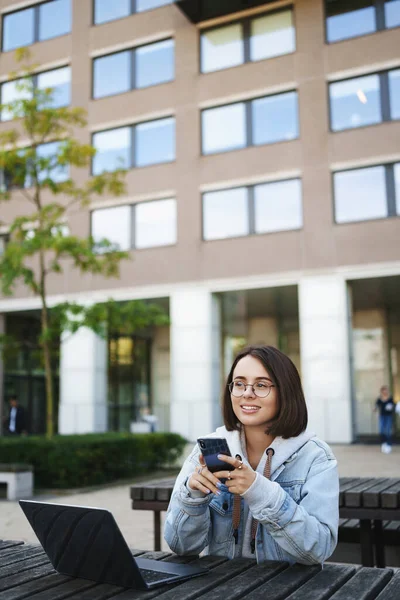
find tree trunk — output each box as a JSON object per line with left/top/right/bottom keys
{"left": 41, "top": 302, "right": 54, "bottom": 438}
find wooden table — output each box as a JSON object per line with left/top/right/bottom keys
{"left": 131, "top": 477, "right": 400, "bottom": 567}
{"left": 1, "top": 540, "right": 400, "bottom": 599}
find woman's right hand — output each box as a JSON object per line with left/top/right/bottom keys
{"left": 188, "top": 454, "right": 222, "bottom": 495}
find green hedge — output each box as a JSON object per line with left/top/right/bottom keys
{"left": 0, "top": 432, "right": 186, "bottom": 489}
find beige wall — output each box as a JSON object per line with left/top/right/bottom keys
{"left": 1, "top": 0, "right": 400, "bottom": 300}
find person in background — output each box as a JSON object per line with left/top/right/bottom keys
{"left": 374, "top": 385, "right": 395, "bottom": 454}
{"left": 165, "top": 345, "right": 339, "bottom": 565}
{"left": 3, "top": 395, "right": 27, "bottom": 436}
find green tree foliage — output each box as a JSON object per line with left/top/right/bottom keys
{"left": 0, "top": 50, "right": 168, "bottom": 436}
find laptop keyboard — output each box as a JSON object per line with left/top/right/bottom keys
{"left": 140, "top": 568, "right": 178, "bottom": 584}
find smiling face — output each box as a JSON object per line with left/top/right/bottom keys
{"left": 231, "top": 354, "right": 278, "bottom": 429}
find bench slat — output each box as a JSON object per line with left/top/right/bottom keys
{"left": 363, "top": 479, "right": 395, "bottom": 508}
{"left": 381, "top": 480, "right": 400, "bottom": 509}
{"left": 345, "top": 479, "right": 385, "bottom": 508}
{"left": 327, "top": 567, "right": 393, "bottom": 600}
{"left": 285, "top": 564, "right": 358, "bottom": 600}
{"left": 238, "top": 563, "right": 320, "bottom": 600}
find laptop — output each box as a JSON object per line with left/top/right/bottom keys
{"left": 19, "top": 500, "right": 208, "bottom": 590}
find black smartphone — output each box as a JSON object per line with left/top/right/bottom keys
{"left": 197, "top": 437, "right": 235, "bottom": 474}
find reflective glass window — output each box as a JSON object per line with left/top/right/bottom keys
{"left": 330, "top": 75, "right": 381, "bottom": 131}
{"left": 92, "top": 206, "right": 131, "bottom": 251}
{"left": 93, "top": 52, "right": 130, "bottom": 99}
{"left": 203, "top": 188, "right": 248, "bottom": 240}
{"left": 395, "top": 163, "right": 400, "bottom": 215}
{"left": 94, "top": 0, "right": 130, "bottom": 24}
{"left": 326, "top": 1, "right": 376, "bottom": 42}
{"left": 39, "top": 0, "right": 71, "bottom": 41}
{"left": 201, "top": 24, "right": 244, "bottom": 73}
{"left": 254, "top": 179, "right": 302, "bottom": 233}
{"left": 389, "top": 69, "right": 400, "bottom": 120}
{"left": 136, "top": 0, "right": 172, "bottom": 12}
{"left": 135, "top": 118, "right": 175, "bottom": 167}
{"left": 135, "top": 199, "right": 176, "bottom": 248}
{"left": 93, "top": 128, "right": 131, "bottom": 174}
{"left": 1, "top": 78, "right": 31, "bottom": 121}
{"left": 250, "top": 10, "right": 295, "bottom": 61}
{"left": 202, "top": 103, "right": 246, "bottom": 154}
{"left": 36, "top": 141, "right": 68, "bottom": 183}
{"left": 2, "top": 8, "right": 35, "bottom": 51}
{"left": 136, "top": 39, "right": 174, "bottom": 88}
{"left": 334, "top": 166, "right": 387, "bottom": 223}
{"left": 385, "top": 0, "right": 400, "bottom": 27}
{"left": 37, "top": 66, "right": 71, "bottom": 108}
{"left": 252, "top": 92, "right": 299, "bottom": 145}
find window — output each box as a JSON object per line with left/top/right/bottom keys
{"left": 203, "top": 178, "right": 302, "bottom": 241}
{"left": 91, "top": 205, "right": 131, "bottom": 251}
{"left": 94, "top": 0, "right": 172, "bottom": 24}
{"left": 395, "top": 163, "right": 400, "bottom": 215}
{"left": 92, "top": 117, "right": 175, "bottom": 174}
{"left": 91, "top": 199, "right": 177, "bottom": 250}
{"left": 135, "top": 199, "right": 176, "bottom": 248}
{"left": 1, "top": 141, "right": 68, "bottom": 190}
{"left": 325, "top": 0, "right": 399, "bottom": 43}
{"left": 93, "top": 39, "right": 174, "bottom": 99}
{"left": 1, "top": 66, "right": 71, "bottom": 122}
{"left": 254, "top": 179, "right": 302, "bottom": 233}
{"left": 252, "top": 92, "right": 298, "bottom": 145}
{"left": 201, "top": 9, "right": 295, "bottom": 73}
{"left": 385, "top": 0, "right": 400, "bottom": 28}
{"left": 330, "top": 75, "right": 381, "bottom": 131}
{"left": 202, "top": 91, "right": 299, "bottom": 155}
{"left": 2, "top": 0, "right": 71, "bottom": 52}
{"left": 333, "top": 164, "right": 400, "bottom": 223}
{"left": 329, "top": 69, "right": 400, "bottom": 131}
{"left": 389, "top": 69, "right": 400, "bottom": 120}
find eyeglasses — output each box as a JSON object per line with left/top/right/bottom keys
{"left": 229, "top": 381, "right": 275, "bottom": 398}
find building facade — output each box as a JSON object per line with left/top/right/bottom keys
{"left": 0, "top": 0, "right": 399, "bottom": 442}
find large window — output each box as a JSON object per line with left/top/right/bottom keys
{"left": 333, "top": 163, "right": 400, "bottom": 223}
{"left": 2, "top": 0, "right": 71, "bottom": 52}
{"left": 94, "top": 0, "right": 172, "bottom": 24}
{"left": 1, "top": 66, "right": 71, "bottom": 121}
{"left": 91, "top": 199, "right": 177, "bottom": 250}
{"left": 325, "top": 0, "right": 400, "bottom": 43}
{"left": 329, "top": 69, "right": 400, "bottom": 131}
{"left": 93, "top": 39, "right": 174, "bottom": 99}
{"left": 1, "top": 141, "right": 69, "bottom": 190}
{"left": 203, "top": 179, "right": 302, "bottom": 241}
{"left": 201, "top": 9, "right": 295, "bottom": 73}
{"left": 202, "top": 91, "right": 298, "bottom": 155}
{"left": 92, "top": 117, "right": 175, "bottom": 174}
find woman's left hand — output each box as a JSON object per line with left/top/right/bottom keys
{"left": 214, "top": 454, "right": 256, "bottom": 495}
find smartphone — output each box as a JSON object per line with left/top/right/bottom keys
{"left": 197, "top": 437, "right": 235, "bottom": 474}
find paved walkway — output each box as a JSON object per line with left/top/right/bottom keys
{"left": 1, "top": 444, "right": 399, "bottom": 552}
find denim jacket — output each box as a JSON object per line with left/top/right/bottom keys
{"left": 164, "top": 426, "right": 339, "bottom": 565}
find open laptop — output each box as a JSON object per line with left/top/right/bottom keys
{"left": 19, "top": 500, "right": 208, "bottom": 590}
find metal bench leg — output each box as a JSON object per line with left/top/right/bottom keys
{"left": 373, "top": 519, "right": 385, "bottom": 568}
{"left": 360, "top": 519, "right": 374, "bottom": 567}
{"left": 154, "top": 511, "right": 161, "bottom": 551}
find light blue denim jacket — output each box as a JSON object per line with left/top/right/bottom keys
{"left": 164, "top": 426, "right": 339, "bottom": 565}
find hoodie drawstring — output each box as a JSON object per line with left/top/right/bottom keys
{"left": 232, "top": 447, "right": 275, "bottom": 553}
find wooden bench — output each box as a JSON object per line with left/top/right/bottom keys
{"left": 131, "top": 476, "right": 400, "bottom": 567}
{"left": 0, "top": 464, "right": 33, "bottom": 501}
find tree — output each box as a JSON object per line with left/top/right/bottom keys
{"left": 0, "top": 50, "right": 168, "bottom": 436}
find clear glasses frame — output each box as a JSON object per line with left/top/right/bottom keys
{"left": 228, "top": 381, "right": 275, "bottom": 398}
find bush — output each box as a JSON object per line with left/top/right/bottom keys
{"left": 0, "top": 432, "right": 187, "bottom": 489}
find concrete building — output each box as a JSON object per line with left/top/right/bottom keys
{"left": 0, "top": 0, "right": 399, "bottom": 442}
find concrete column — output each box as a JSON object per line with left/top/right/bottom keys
{"left": 299, "top": 275, "right": 352, "bottom": 443}
{"left": 170, "top": 289, "right": 221, "bottom": 441}
{"left": 58, "top": 328, "right": 108, "bottom": 434}
{"left": 0, "top": 314, "right": 4, "bottom": 435}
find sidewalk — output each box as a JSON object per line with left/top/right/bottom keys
{"left": 1, "top": 444, "right": 399, "bottom": 552}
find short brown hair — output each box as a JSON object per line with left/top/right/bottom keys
{"left": 222, "top": 345, "right": 308, "bottom": 439}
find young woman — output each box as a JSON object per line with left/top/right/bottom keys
{"left": 164, "top": 345, "right": 339, "bottom": 564}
